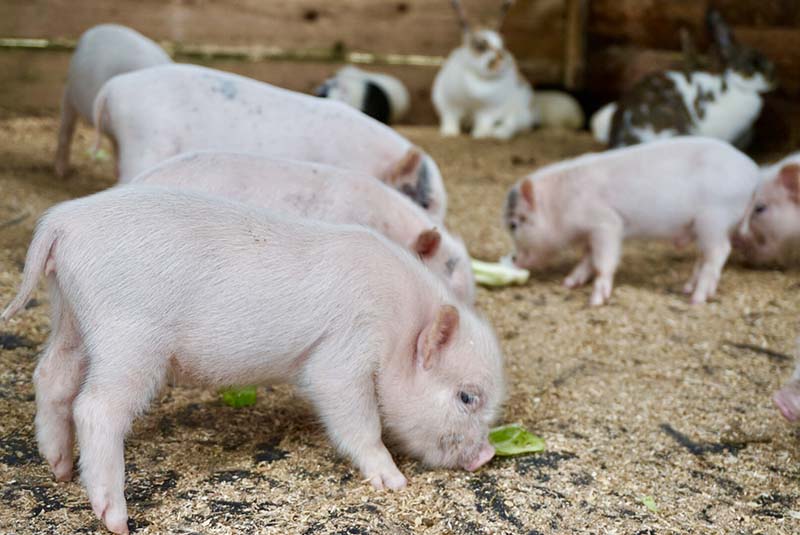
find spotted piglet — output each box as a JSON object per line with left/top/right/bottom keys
{"left": 2, "top": 187, "right": 504, "bottom": 534}
{"left": 132, "top": 151, "right": 474, "bottom": 302}
{"left": 503, "top": 137, "right": 759, "bottom": 305}
{"left": 54, "top": 24, "right": 171, "bottom": 177}
{"left": 94, "top": 63, "right": 447, "bottom": 221}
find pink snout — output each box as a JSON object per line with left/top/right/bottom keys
{"left": 512, "top": 251, "right": 545, "bottom": 271}
{"left": 774, "top": 387, "right": 800, "bottom": 423}
{"left": 462, "top": 442, "right": 495, "bottom": 472}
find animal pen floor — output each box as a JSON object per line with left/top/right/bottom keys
{"left": 0, "top": 116, "right": 799, "bottom": 535}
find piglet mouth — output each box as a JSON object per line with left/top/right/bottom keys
{"left": 462, "top": 442, "right": 495, "bottom": 471}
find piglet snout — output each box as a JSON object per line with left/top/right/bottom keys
{"left": 463, "top": 442, "right": 495, "bottom": 472}
{"left": 774, "top": 381, "right": 800, "bottom": 422}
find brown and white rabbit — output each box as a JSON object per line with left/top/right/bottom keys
{"left": 432, "top": 0, "right": 535, "bottom": 140}
{"left": 590, "top": 29, "right": 697, "bottom": 144}
{"left": 602, "top": 10, "right": 776, "bottom": 149}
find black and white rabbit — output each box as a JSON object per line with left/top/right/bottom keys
{"left": 432, "top": 0, "right": 535, "bottom": 139}
{"left": 590, "top": 29, "right": 700, "bottom": 144}
{"left": 598, "top": 10, "right": 776, "bottom": 149}
{"left": 314, "top": 65, "right": 410, "bottom": 125}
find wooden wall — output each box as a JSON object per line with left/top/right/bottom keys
{"left": 0, "top": 0, "right": 796, "bottom": 128}
{"left": 0, "top": 0, "right": 580, "bottom": 124}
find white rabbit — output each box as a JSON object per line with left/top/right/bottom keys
{"left": 533, "top": 90, "right": 584, "bottom": 130}
{"left": 432, "top": 0, "right": 534, "bottom": 140}
{"left": 605, "top": 10, "right": 776, "bottom": 149}
{"left": 314, "top": 65, "right": 410, "bottom": 125}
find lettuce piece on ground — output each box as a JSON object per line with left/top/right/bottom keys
{"left": 220, "top": 386, "right": 258, "bottom": 408}
{"left": 639, "top": 495, "right": 659, "bottom": 513}
{"left": 472, "top": 258, "right": 529, "bottom": 287}
{"left": 489, "top": 424, "right": 545, "bottom": 456}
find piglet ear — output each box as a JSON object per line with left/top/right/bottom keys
{"left": 520, "top": 179, "right": 535, "bottom": 209}
{"left": 779, "top": 164, "right": 800, "bottom": 204}
{"left": 417, "top": 305, "right": 460, "bottom": 370}
{"left": 386, "top": 147, "right": 422, "bottom": 184}
{"left": 414, "top": 229, "right": 441, "bottom": 258}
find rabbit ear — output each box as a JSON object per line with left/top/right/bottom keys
{"left": 450, "top": 0, "right": 470, "bottom": 32}
{"left": 706, "top": 9, "right": 736, "bottom": 60}
{"left": 679, "top": 27, "right": 699, "bottom": 71}
{"left": 496, "top": 0, "right": 514, "bottom": 31}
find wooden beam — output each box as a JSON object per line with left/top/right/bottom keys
{"left": 563, "top": 0, "right": 588, "bottom": 89}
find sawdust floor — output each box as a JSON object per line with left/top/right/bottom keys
{"left": 1, "top": 117, "right": 799, "bottom": 535}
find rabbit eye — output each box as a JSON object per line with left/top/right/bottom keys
{"left": 472, "top": 38, "right": 489, "bottom": 53}
{"left": 509, "top": 221, "right": 518, "bottom": 231}
{"left": 754, "top": 204, "right": 767, "bottom": 215}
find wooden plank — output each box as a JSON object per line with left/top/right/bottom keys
{"left": 589, "top": 0, "right": 800, "bottom": 49}
{"left": 0, "top": 40, "right": 567, "bottom": 125}
{"left": 0, "top": 0, "right": 567, "bottom": 73}
{"left": 584, "top": 46, "right": 683, "bottom": 100}
{"left": 563, "top": 0, "right": 588, "bottom": 89}
{"left": 587, "top": 0, "right": 706, "bottom": 49}
{"left": 0, "top": 50, "right": 435, "bottom": 125}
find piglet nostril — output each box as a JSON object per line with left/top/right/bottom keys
{"left": 463, "top": 443, "right": 495, "bottom": 471}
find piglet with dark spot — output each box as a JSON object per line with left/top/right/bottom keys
{"left": 94, "top": 64, "right": 447, "bottom": 221}
{"left": 504, "top": 137, "right": 759, "bottom": 305}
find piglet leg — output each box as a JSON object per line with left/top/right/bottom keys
{"left": 564, "top": 252, "right": 594, "bottom": 288}
{"left": 683, "top": 259, "right": 702, "bottom": 295}
{"left": 54, "top": 90, "right": 78, "bottom": 178}
{"left": 74, "top": 344, "right": 166, "bottom": 534}
{"left": 34, "top": 283, "right": 85, "bottom": 482}
{"left": 303, "top": 350, "right": 407, "bottom": 490}
{"left": 691, "top": 215, "right": 732, "bottom": 304}
{"left": 588, "top": 219, "right": 623, "bottom": 306}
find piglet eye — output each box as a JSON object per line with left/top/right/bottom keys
{"left": 754, "top": 204, "right": 767, "bottom": 215}
{"left": 459, "top": 391, "right": 476, "bottom": 405}
{"left": 509, "top": 221, "right": 518, "bottom": 231}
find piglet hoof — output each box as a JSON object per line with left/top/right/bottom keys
{"left": 366, "top": 467, "right": 408, "bottom": 491}
{"left": 590, "top": 278, "right": 613, "bottom": 306}
{"left": 49, "top": 454, "right": 73, "bottom": 482}
{"left": 774, "top": 386, "right": 800, "bottom": 423}
{"left": 589, "top": 293, "right": 606, "bottom": 307}
{"left": 689, "top": 292, "right": 708, "bottom": 305}
{"left": 564, "top": 275, "right": 587, "bottom": 289}
{"left": 92, "top": 496, "right": 129, "bottom": 534}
